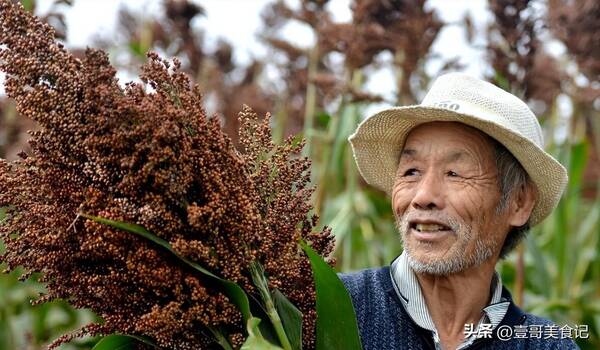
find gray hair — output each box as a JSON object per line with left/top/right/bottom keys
{"left": 491, "top": 138, "right": 532, "bottom": 258}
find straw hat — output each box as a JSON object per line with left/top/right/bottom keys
{"left": 348, "top": 72, "right": 568, "bottom": 226}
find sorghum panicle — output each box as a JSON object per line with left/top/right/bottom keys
{"left": 0, "top": 1, "right": 333, "bottom": 349}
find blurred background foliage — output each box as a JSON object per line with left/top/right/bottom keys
{"left": 0, "top": 0, "right": 598, "bottom": 349}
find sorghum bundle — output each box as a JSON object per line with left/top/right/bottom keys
{"left": 0, "top": 1, "right": 334, "bottom": 349}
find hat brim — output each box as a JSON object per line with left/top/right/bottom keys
{"left": 348, "top": 105, "right": 568, "bottom": 226}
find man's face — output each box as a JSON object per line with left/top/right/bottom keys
{"left": 392, "top": 121, "right": 512, "bottom": 275}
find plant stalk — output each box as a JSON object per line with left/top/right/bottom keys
{"left": 302, "top": 43, "right": 319, "bottom": 158}
{"left": 515, "top": 243, "right": 525, "bottom": 307}
{"left": 249, "top": 262, "right": 292, "bottom": 350}
{"left": 208, "top": 327, "right": 235, "bottom": 350}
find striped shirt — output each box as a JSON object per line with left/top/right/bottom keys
{"left": 390, "top": 252, "right": 510, "bottom": 350}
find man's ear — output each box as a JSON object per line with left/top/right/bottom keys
{"left": 508, "top": 182, "right": 537, "bottom": 227}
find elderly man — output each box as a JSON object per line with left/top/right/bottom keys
{"left": 341, "top": 73, "right": 579, "bottom": 350}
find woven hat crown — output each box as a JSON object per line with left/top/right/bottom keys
{"left": 420, "top": 73, "right": 544, "bottom": 147}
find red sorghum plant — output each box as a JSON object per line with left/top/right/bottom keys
{"left": 0, "top": 1, "right": 334, "bottom": 349}
{"left": 486, "top": 0, "right": 564, "bottom": 111}
{"left": 106, "top": 0, "right": 275, "bottom": 143}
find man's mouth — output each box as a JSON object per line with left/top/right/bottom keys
{"left": 408, "top": 221, "right": 453, "bottom": 242}
{"left": 411, "top": 222, "right": 451, "bottom": 232}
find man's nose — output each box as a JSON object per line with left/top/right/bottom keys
{"left": 411, "top": 171, "right": 445, "bottom": 210}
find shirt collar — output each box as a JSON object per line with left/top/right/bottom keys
{"left": 390, "top": 251, "right": 509, "bottom": 332}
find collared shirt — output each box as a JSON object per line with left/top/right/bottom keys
{"left": 390, "top": 252, "right": 510, "bottom": 350}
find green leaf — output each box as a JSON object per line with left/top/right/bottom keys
{"left": 299, "top": 241, "right": 362, "bottom": 350}
{"left": 248, "top": 262, "right": 293, "bottom": 350}
{"left": 20, "top": 0, "right": 34, "bottom": 12}
{"left": 525, "top": 235, "right": 551, "bottom": 297}
{"left": 567, "top": 141, "right": 588, "bottom": 192}
{"left": 208, "top": 327, "right": 236, "bottom": 350}
{"left": 315, "top": 112, "right": 331, "bottom": 129}
{"left": 92, "top": 334, "right": 155, "bottom": 350}
{"left": 289, "top": 133, "right": 305, "bottom": 149}
{"left": 241, "top": 318, "right": 284, "bottom": 350}
{"left": 272, "top": 289, "right": 302, "bottom": 350}
{"left": 80, "top": 214, "right": 253, "bottom": 323}
{"left": 129, "top": 42, "right": 144, "bottom": 58}
{"left": 249, "top": 293, "right": 282, "bottom": 346}
{"left": 494, "top": 71, "right": 510, "bottom": 91}
{"left": 0, "top": 310, "right": 15, "bottom": 350}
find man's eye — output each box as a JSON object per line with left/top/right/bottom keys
{"left": 403, "top": 168, "right": 418, "bottom": 176}
{"left": 447, "top": 171, "right": 459, "bottom": 177}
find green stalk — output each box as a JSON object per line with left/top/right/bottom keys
{"left": 342, "top": 70, "right": 364, "bottom": 271}
{"left": 346, "top": 70, "right": 363, "bottom": 197}
{"left": 249, "top": 262, "right": 292, "bottom": 350}
{"left": 208, "top": 327, "right": 235, "bottom": 350}
{"left": 273, "top": 94, "right": 289, "bottom": 144}
{"left": 302, "top": 43, "right": 319, "bottom": 158}
{"left": 313, "top": 95, "right": 342, "bottom": 215}
{"left": 314, "top": 68, "right": 357, "bottom": 215}
{"left": 515, "top": 244, "right": 524, "bottom": 307}
{"left": 0, "top": 308, "right": 15, "bottom": 350}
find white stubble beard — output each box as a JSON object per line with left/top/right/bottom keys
{"left": 396, "top": 212, "right": 497, "bottom": 275}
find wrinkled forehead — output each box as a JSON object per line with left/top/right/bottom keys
{"left": 401, "top": 121, "right": 498, "bottom": 163}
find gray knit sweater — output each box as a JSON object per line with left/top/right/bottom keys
{"left": 339, "top": 266, "right": 579, "bottom": 350}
